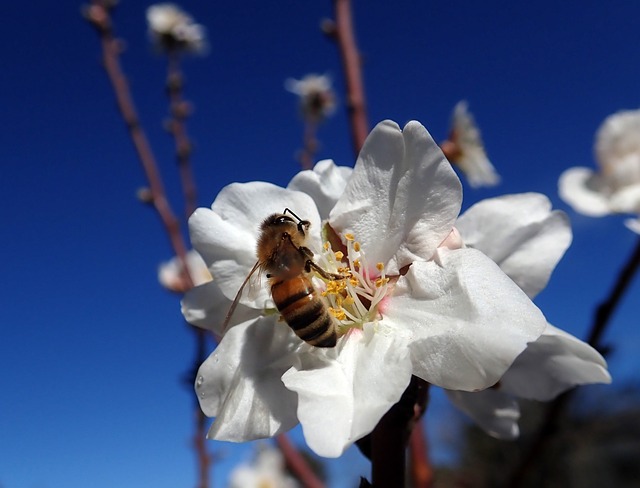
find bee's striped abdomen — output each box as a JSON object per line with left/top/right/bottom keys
{"left": 271, "top": 276, "right": 337, "bottom": 348}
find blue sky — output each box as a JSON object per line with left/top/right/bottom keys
{"left": 2, "top": 1, "right": 640, "bottom": 487}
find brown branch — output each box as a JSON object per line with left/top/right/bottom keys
{"left": 299, "top": 120, "right": 318, "bottom": 170}
{"left": 409, "top": 420, "right": 434, "bottom": 488}
{"left": 276, "top": 434, "right": 325, "bottom": 488}
{"left": 327, "top": 0, "right": 369, "bottom": 156}
{"left": 507, "top": 236, "right": 640, "bottom": 487}
{"left": 85, "top": 1, "right": 193, "bottom": 289}
{"left": 370, "top": 376, "right": 429, "bottom": 488}
{"left": 166, "top": 51, "right": 199, "bottom": 220}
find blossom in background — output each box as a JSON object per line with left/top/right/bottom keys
{"left": 559, "top": 109, "right": 640, "bottom": 234}
{"left": 228, "top": 445, "right": 299, "bottom": 488}
{"left": 158, "top": 249, "right": 211, "bottom": 294}
{"left": 285, "top": 74, "right": 336, "bottom": 123}
{"left": 184, "top": 120, "right": 548, "bottom": 457}
{"left": 146, "top": 3, "right": 207, "bottom": 54}
{"left": 441, "top": 101, "right": 500, "bottom": 188}
{"left": 445, "top": 194, "right": 611, "bottom": 438}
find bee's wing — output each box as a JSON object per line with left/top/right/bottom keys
{"left": 246, "top": 268, "right": 264, "bottom": 301}
{"left": 221, "top": 260, "right": 262, "bottom": 334}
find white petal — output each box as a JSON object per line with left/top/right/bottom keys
{"left": 196, "top": 317, "right": 301, "bottom": 442}
{"left": 624, "top": 217, "right": 640, "bottom": 234}
{"left": 384, "top": 249, "right": 546, "bottom": 391}
{"left": 158, "top": 250, "right": 212, "bottom": 293}
{"left": 456, "top": 151, "right": 501, "bottom": 188}
{"left": 595, "top": 109, "right": 640, "bottom": 170}
{"left": 330, "top": 120, "right": 462, "bottom": 273}
{"left": 558, "top": 167, "right": 612, "bottom": 216}
{"left": 445, "top": 389, "right": 520, "bottom": 440}
{"left": 451, "top": 101, "right": 501, "bottom": 188}
{"left": 610, "top": 184, "right": 640, "bottom": 214}
{"left": 190, "top": 182, "right": 322, "bottom": 306}
{"left": 287, "top": 160, "right": 353, "bottom": 220}
{"left": 181, "top": 281, "right": 260, "bottom": 334}
{"left": 499, "top": 323, "right": 611, "bottom": 401}
{"left": 457, "top": 193, "right": 572, "bottom": 298}
{"left": 281, "top": 323, "right": 412, "bottom": 457}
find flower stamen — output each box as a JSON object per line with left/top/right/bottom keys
{"left": 315, "top": 232, "right": 394, "bottom": 337}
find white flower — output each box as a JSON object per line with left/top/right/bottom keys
{"left": 185, "top": 120, "right": 547, "bottom": 457}
{"left": 443, "top": 101, "right": 500, "bottom": 188}
{"left": 285, "top": 74, "right": 336, "bottom": 122}
{"left": 228, "top": 445, "right": 298, "bottom": 488}
{"left": 287, "top": 159, "right": 352, "bottom": 220}
{"left": 559, "top": 109, "right": 640, "bottom": 233}
{"left": 146, "top": 3, "right": 207, "bottom": 54}
{"left": 285, "top": 160, "right": 611, "bottom": 438}
{"left": 158, "top": 249, "right": 212, "bottom": 293}
{"left": 446, "top": 194, "right": 611, "bottom": 439}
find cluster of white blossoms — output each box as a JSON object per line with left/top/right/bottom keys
{"left": 442, "top": 101, "right": 501, "bottom": 188}
{"left": 559, "top": 109, "right": 640, "bottom": 234}
{"left": 146, "top": 3, "right": 207, "bottom": 54}
{"left": 182, "top": 120, "right": 610, "bottom": 456}
{"left": 285, "top": 74, "right": 336, "bottom": 123}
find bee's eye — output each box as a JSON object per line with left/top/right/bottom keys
{"left": 275, "top": 216, "right": 294, "bottom": 225}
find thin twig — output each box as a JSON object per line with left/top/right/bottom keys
{"left": 276, "top": 434, "right": 325, "bottom": 488}
{"left": 327, "top": 0, "right": 369, "bottom": 156}
{"left": 166, "top": 50, "right": 199, "bottom": 220}
{"left": 192, "top": 329, "right": 213, "bottom": 488}
{"left": 507, "top": 236, "right": 640, "bottom": 487}
{"left": 410, "top": 420, "right": 434, "bottom": 488}
{"left": 299, "top": 120, "right": 318, "bottom": 170}
{"left": 587, "top": 236, "right": 640, "bottom": 349}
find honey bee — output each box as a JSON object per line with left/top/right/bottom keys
{"left": 222, "top": 208, "right": 343, "bottom": 347}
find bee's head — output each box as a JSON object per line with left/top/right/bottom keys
{"left": 262, "top": 210, "right": 310, "bottom": 238}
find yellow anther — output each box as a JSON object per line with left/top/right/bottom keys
{"left": 325, "top": 280, "right": 346, "bottom": 295}
{"left": 343, "top": 295, "right": 355, "bottom": 306}
{"left": 323, "top": 241, "right": 330, "bottom": 251}
{"left": 334, "top": 251, "right": 344, "bottom": 260}
{"left": 344, "top": 233, "right": 355, "bottom": 241}
{"left": 354, "top": 242, "right": 361, "bottom": 252}
{"left": 350, "top": 277, "right": 359, "bottom": 287}
{"left": 353, "top": 259, "right": 361, "bottom": 269}
{"left": 376, "top": 262, "right": 384, "bottom": 271}
{"left": 329, "top": 307, "right": 347, "bottom": 321}
{"left": 375, "top": 277, "right": 390, "bottom": 288}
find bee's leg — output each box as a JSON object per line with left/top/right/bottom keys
{"left": 298, "top": 246, "right": 315, "bottom": 258}
{"left": 306, "top": 259, "right": 347, "bottom": 280}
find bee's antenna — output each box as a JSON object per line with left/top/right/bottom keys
{"left": 283, "top": 207, "right": 303, "bottom": 222}
{"left": 283, "top": 208, "right": 310, "bottom": 235}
